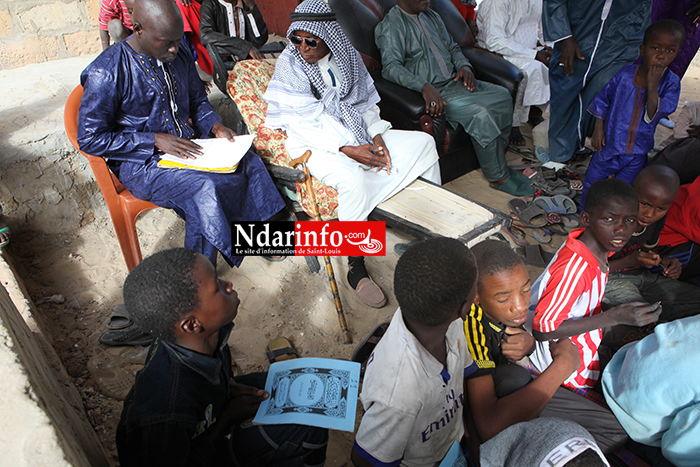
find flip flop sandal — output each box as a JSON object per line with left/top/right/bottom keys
{"left": 352, "top": 322, "right": 390, "bottom": 378}
{"left": 545, "top": 223, "right": 568, "bottom": 236}
{"left": 533, "top": 195, "right": 577, "bottom": 214}
{"left": 569, "top": 179, "right": 584, "bottom": 191}
{"left": 267, "top": 337, "right": 298, "bottom": 363}
{"left": 532, "top": 228, "right": 552, "bottom": 244}
{"left": 544, "top": 212, "right": 562, "bottom": 224}
{"left": 509, "top": 145, "right": 537, "bottom": 161}
{"left": 501, "top": 224, "right": 529, "bottom": 246}
{"left": 354, "top": 277, "right": 387, "bottom": 308}
{"left": 87, "top": 351, "right": 136, "bottom": 400}
{"left": 510, "top": 161, "right": 542, "bottom": 171}
{"left": 99, "top": 326, "right": 153, "bottom": 347}
{"left": 107, "top": 303, "right": 133, "bottom": 330}
{"left": 567, "top": 164, "right": 588, "bottom": 176}
{"left": 508, "top": 198, "right": 547, "bottom": 228}
{"left": 560, "top": 214, "right": 580, "bottom": 228}
{"left": 515, "top": 244, "right": 554, "bottom": 268}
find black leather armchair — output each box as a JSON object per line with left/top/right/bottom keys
{"left": 329, "top": 0, "right": 523, "bottom": 183}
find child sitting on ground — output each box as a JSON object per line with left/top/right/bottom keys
{"left": 465, "top": 240, "right": 627, "bottom": 453}
{"left": 116, "top": 248, "right": 328, "bottom": 467}
{"left": 580, "top": 19, "right": 684, "bottom": 207}
{"left": 530, "top": 179, "right": 662, "bottom": 391}
{"left": 604, "top": 165, "right": 700, "bottom": 325}
{"left": 351, "top": 238, "right": 479, "bottom": 467}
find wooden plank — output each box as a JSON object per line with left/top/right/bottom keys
{"left": 375, "top": 179, "right": 496, "bottom": 238}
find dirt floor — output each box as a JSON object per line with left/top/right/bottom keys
{"left": 6, "top": 60, "right": 700, "bottom": 466}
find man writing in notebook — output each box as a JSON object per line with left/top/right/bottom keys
{"left": 78, "top": 0, "right": 284, "bottom": 268}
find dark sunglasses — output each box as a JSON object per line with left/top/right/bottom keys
{"left": 290, "top": 35, "right": 318, "bottom": 49}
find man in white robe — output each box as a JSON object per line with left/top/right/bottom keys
{"left": 264, "top": 0, "right": 440, "bottom": 308}
{"left": 477, "top": 0, "right": 550, "bottom": 144}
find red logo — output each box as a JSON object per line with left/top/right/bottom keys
{"left": 294, "top": 222, "right": 386, "bottom": 256}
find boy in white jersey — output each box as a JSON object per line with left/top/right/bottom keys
{"left": 352, "top": 238, "right": 479, "bottom": 467}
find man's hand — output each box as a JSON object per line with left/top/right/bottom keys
{"left": 549, "top": 337, "right": 580, "bottom": 375}
{"left": 455, "top": 66, "right": 476, "bottom": 91}
{"left": 340, "top": 144, "right": 391, "bottom": 171}
{"left": 501, "top": 327, "right": 536, "bottom": 362}
{"left": 372, "top": 134, "right": 392, "bottom": 174}
{"left": 661, "top": 257, "right": 682, "bottom": 279}
{"left": 559, "top": 37, "right": 584, "bottom": 76}
{"left": 609, "top": 301, "right": 662, "bottom": 327}
{"left": 421, "top": 83, "right": 447, "bottom": 116}
{"left": 248, "top": 46, "right": 264, "bottom": 60}
{"left": 211, "top": 121, "right": 237, "bottom": 141}
{"left": 648, "top": 65, "right": 667, "bottom": 91}
{"left": 155, "top": 133, "right": 203, "bottom": 159}
{"left": 535, "top": 49, "right": 552, "bottom": 67}
{"left": 687, "top": 124, "right": 700, "bottom": 138}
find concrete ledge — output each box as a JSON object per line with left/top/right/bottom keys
{"left": 0, "top": 252, "right": 109, "bottom": 467}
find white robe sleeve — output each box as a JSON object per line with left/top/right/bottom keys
{"left": 361, "top": 104, "right": 392, "bottom": 139}
{"left": 477, "top": 0, "right": 537, "bottom": 60}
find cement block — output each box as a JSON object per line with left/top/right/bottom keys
{"left": 0, "top": 9, "right": 13, "bottom": 38}
{"left": 64, "top": 30, "right": 100, "bottom": 55}
{"left": 0, "top": 37, "right": 61, "bottom": 68}
{"left": 19, "top": 2, "right": 84, "bottom": 33}
{"left": 85, "top": 0, "right": 101, "bottom": 26}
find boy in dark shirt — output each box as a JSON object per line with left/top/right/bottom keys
{"left": 604, "top": 165, "right": 700, "bottom": 323}
{"left": 116, "top": 248, "right": 327, "bottom": 467}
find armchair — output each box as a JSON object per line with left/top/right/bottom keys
{"left": 328, "top": 0, "right": 523, "bottom": 183}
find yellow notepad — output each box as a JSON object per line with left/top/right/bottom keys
{"left": 157, "top": 135, "right": 254, "bottom": 172}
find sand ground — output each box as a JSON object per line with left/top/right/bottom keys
{"left": 3, "top": 55, "right": 699, "bottom": 466}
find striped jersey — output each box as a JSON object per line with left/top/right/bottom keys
{"left": 529, "top": 229, "right": 608, "bottom": 389}
{"left": 464, "top": 304, "right": 525, "bottom": 379}
{"left": 99, "top": 0, "right": 133, "bottom": 31}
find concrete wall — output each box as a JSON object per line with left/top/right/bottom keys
{"left": 0, "top": 253, "right": 110, "bottom": 467}
{"left": 0, "top": 0, "right": 296, "bottom": 71}
{"left": 0, "top": 0, "right": 102, "bottom": 70}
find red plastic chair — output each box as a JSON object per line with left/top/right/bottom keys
{"left": 64, "top": 85, "right": 158, "bottom": 271}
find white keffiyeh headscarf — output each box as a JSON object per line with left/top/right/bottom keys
{"left": 264, "top": 0, "right": 380, "bottom": 145}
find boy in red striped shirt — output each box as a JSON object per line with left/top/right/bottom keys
{"left": 529, "top": 178, "right": 662, "bottom": 390}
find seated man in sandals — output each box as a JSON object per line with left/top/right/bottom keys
{"left": 117, "top": 247, "right": 328, "bottom": 467}
{"left": 476, "top": 0, "right": 551, "bottom": 146}
{"left": 264, "top": 0, "right": 441, "bottom": 308}
{"left": 375, "top": 0, "right": 534, "bottom": 197}
{"left": 79, "top": 0, "right": 285, "bottom": 268}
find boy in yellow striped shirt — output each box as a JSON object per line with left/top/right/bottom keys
{"left": 463, "top": 240, "right": 626, "bottom": 453}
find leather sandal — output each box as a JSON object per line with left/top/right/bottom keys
{"left": 354, "top": 277, "right": 387, "bottom": 308}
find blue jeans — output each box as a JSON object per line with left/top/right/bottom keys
{"left": 603, "top": 270, "right": 700, "bottom": 322}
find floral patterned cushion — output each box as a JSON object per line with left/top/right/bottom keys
{"left": 227, "top": 59, "right": 339, "bottom": 220}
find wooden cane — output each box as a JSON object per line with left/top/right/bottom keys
{"left": 290, "top": 150, "right": 353, "bottom": 344}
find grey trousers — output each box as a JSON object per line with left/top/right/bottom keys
{"left": 494, "top": 364, "right": 628, "bottom": 454}
{"left": 603, "top": 270, "right": 700, "bottom": 323}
